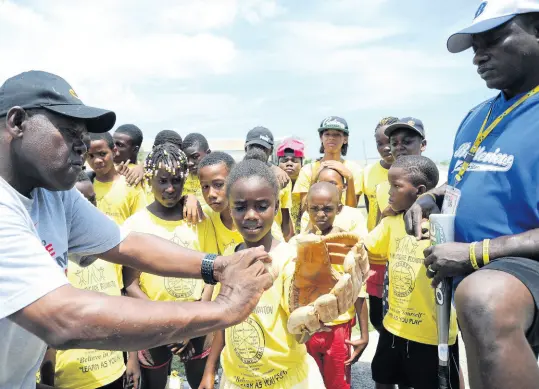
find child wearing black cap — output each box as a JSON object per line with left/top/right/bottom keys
{"left": 293, "top": 116, "right": 363, "bottom": 213}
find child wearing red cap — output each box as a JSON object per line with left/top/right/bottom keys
{"left": 277, "top": 138, "right": 305, "bottom": 234}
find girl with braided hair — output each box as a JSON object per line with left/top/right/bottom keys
{"left": 122, "top": 143, "right": 218, "bottom": 389}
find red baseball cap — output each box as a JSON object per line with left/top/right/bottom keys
{"left": 276, "top": 138, "right": 305, "bottom": 158}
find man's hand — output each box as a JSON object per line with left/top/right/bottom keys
{"left": 404, "top": 194, "right": 440, "bottom": 240}
{"left": 124, "top": 353, "right": 141, "bottom": 389}
{"left": 213, "top": 246, "right": 274, "bottom": 326}
{"left": 271, "top": 165, "right": 290, "bottom": 189}
{"left": 182, "top": 195, "right": 205, "bottom": 224}
{"left": 320, "top": 160, "right": 353, "bottom": 181}
{"left": 345, "top": 336, "right": 368, "bottom": 365}
{"left": 424, "top": 242, "right": 475, "bottom": 286}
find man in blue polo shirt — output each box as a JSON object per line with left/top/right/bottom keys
{"left": 405, "top": 1, "right": 539, "bottom": 388}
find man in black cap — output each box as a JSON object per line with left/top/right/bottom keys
{"left": 0, "top": 71, "right": 273, "bottom": 389}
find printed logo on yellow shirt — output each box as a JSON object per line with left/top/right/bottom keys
{"left": 231, "top": 316, "right": 266, "bottom": 364}
{"left": 164, "top": 277, "right": 198, "bottom": 299}
{"left": 73, "top": 265, "right": 114, "bottom": 292}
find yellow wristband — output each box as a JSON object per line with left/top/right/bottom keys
{"left": 469, "top": 242, "right": 480, "bottom": 270}
{"left": 483, "top": 239, "right": 490, "bottom": 266}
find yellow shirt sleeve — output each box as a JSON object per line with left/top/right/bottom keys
{"left": 345, "top": 160, "right": 364, "bottom": 196}
{"left": 292, "top": 163, "right": 314, "bottom": 194}
{"left": 128, "top": 184, "right": 147, "bottom": 216}
{"left": 364, "top": 217, "right": 391, "bottom": 257}
{"left": 300, "top": 211, "right": 309, "bottom": 233}
{"left": 197, "top": 218, "right": 219, "bottom": 254}
{"left": 376, "top": 181, "right": 391, "bottom": 212}
{"left": 279, "top": 181, "right": 292, "bottom": 209}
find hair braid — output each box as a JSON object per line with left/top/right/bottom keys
{"left": 144, "top": 143, "right": 189, "bottom": 186}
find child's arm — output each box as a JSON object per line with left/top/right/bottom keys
{"left": 39, "top": 347, "right": 56, "bottom": 386}
{"left": 122, "top": 267, "right": 150, "bottom": 300}
{"left": 281, "top": 209, "right": 294, "bottom": 241}
{"left": 198, "top": 330, "right": 225, "bottom": 389}
{"left": 125, "top": 351, "right": 141, "bottom": 389}
{"left": 183, "top": 194, "right": 205, "bottom": 224}
{"left": 344, "top": 297, "right": 369, "bottom": 365}
{"left": 201, "top": 285, "right": 214, "bottom": 302}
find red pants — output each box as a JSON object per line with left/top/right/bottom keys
{"left": 305, "top": 321, "right": 352, "bottom": 389}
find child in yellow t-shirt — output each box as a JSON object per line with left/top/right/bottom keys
{"left": 364, "top": 156, "right": 459, "bottom": 389}
{"left": 87, "top": 132, "right": 147, "bottom": 226}
{"left": 292, "top": 182, "right": 369, "bottom": 389}
{"left": 122, "top": 143, "right": 218, "bottom": 389}
{"left": 199, "top": 159, "right": 325, "bottom": 389}
{"left": 40, "top": 171, "right": 140, "bottom": 389}
{"left": 198, "top": 152, "right": 285, "bottom": 257}
{"left": 361, "top": 117, "right": 398, "bottom": 332}
{"left": 276, "top": 138, "right": 305, "bottom": 235}
{"left": 181, "top": 133, "right": 211, "bottom": 204}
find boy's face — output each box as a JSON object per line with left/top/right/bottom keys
{"left": 375, "top": 126, "right": 394, "bottom": 165}
{"left": 389, "top": 128, "right": 426, "bottom": 160}
{"left": 113, "top": 132, "right": 137, "bottom": 164}
{"left": 278, "top": 155, "right": 302, "bottom": 180}
{"left": 87, "top": 140, "right": 115, "bottom": 176}
{"left": 184, "top": 144, "right": 209, "bottom": 176}
{"left": 307, "top": 189, "right": 341, "bottom": 234}
{"left": 75, "top": 181, "right": 97, "bottom": 206}
{"left": 199, "top": 163, "right": 229, "bottom": 213}
{"left": 387, "top": 167, "right": 424, "bottom": 212}
{"left": 229, "top": 177, "right": 278, "bottom": 243}
{"left": 151, "top": 166, "right": 185, "bottom": 208}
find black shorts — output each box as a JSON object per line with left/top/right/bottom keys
{"left": 371, "top": 328, "right": 460, "bottom": 389}
{"left": 484, "top": 257, "right": 539, "bottom": 347}
{"left": 369, "top": 295, "right": 384, "bottom": 330}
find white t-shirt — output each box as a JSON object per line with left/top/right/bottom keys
{"left": 0, "top": 177, "right": 123, "bottom": 389}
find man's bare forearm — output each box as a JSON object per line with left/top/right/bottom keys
{"left": 10, "top": 284, "right": 230, "bottom": 352}
{"left": 101, "top": 232, "right": 211, "bottom": 279}
{"left": 488, "top": 228, "right": 539, "bottom": 261}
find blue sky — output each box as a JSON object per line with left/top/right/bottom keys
{"left": 0, "top": 0, "right": 497, "bottom": 162}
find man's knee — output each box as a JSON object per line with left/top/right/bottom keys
{"left": 455, "top": 270, "right": 534, "bottom": 340}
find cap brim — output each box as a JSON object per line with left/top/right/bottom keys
{"left": 246, "top": 139, "right": 273, "bottom": 149}
{"left": 384, "top": 123, "right": 424, "bottom": 138}
{"left": 447, "top": 14, "right": 515, "bottom": 53}
{"left": 318, "top": 127, "right": 349, "bottom": 134}
{"left": 43, "top": 104, "right": 116, "bottom": 133}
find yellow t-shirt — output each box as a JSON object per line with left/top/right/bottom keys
{"left": 203, "top": 206, "right": 285, "bottom": 255}
{"left": 94, "top": 176, "right": 146, "bottom": 226}
{"left": 123, "top": 209, "right": 218, "bottom": 302}
{"left": 292, "top": 160, "right": 363, "bottom": 202}
{"left": 274, "top": 181, "right": 293, "bottom": 228}
{"left": 55, "top": 258, "right": 125, "bottom": 389}
{"left": 290, "top": 192, "right": 302, "bottom": 234}
{"left": 221, "top": 243, "right": 313, "bottom": 389}
{"left": 364, "top": 215, "right": 458, "bottom": 346}
{"left": 294, "top": 207, "right": 368, "bottom": 326}
{"left": 183, "top": 174, "right": 205, "bottom": 205}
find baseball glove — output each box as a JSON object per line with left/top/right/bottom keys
{"left": 287, "top": 232, "right": 369, "bottom": 343}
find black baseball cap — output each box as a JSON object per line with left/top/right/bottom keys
{"left": 384, "top": 117, "right": 425, "bottom": 138}
{"left": 0, "top": 71, "right": 116, "bottom": 133}
{"left": 245, "top": 126, "right": 274, "bottom": 149}
{"left": 318, "top": 116, "right": 349, "bottom": 135}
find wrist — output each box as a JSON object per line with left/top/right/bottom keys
{"left": 212, "top": 256, "right": 226, "bottom": 282}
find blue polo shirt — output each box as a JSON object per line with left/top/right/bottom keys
{"left": 448, "top": 90, "right": 539, "bottom": 244}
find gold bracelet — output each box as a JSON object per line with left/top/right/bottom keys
{"left": 469, "top": 242, "right": 480, "bottom": 270}
{"left": 483, "top": 239, "right": 490, "bottom": 266}
{"left": 419, "top": 193, "right": 436, "bottom": 202}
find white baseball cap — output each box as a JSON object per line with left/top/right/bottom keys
{"left": 447, "top": 0, "right": 539, "bottom": 53}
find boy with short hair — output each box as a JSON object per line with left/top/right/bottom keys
{"left": 293, "top": 182, "right": 369, "bottom": 389}
{"left": 198, "top": 151, "right": 285, "bottom": 255}
{"left": 87, "top": 132, "right": 146, "bottom": 226}
{"left": 277, "top": 138, "right": 304, "bottom": 234}
{"left": 113, "top": 124, "right": 145, "bottom": 187}
{"left": 182, "top": 133, "right": 211, "bottom": 204}
{"left": 244, "top": 126, "right": 294, "bottom": 240}
{"left": 365, "top": 155, "right": 459, "bottom": 389}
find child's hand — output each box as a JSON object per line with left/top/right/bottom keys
{"left": 344, "top": 336, "right": 368, "bottom": 365}
{"left": 198, "top": 372, "right": 215, "bottom": 389}
{"left": 182, "top": 195, "right": 205, "bottom": 224}
{"left": 271, "top": 165, "right": 291, "bottom": 189}
{"left": 320, "top": 160, "right": 353, "bottom": 181}
{"left": 168, "top": 341, "right": 195, "bottom": 361}
{"left": 124, "top": 355, "right": 141, "bottom": 389}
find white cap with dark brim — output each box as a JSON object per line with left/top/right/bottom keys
{"left": 447, "top": 0, "right": 539, "bottom": 53}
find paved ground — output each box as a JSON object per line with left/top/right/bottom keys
{"left": 170, "top": 331, "right": 470, "bottom": 388}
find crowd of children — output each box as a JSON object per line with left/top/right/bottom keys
{"left": 38, "top": 114, "right": 460, "bottom": 389}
